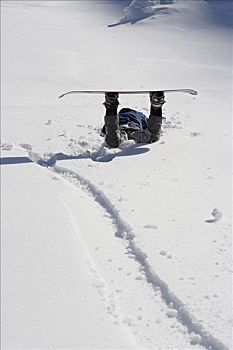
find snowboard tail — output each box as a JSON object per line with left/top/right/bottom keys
{"left": 59, "top": 89, "right": 198, "bottom": 99}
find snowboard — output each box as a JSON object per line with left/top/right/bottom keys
{"left": 59, "top": 89, "right": 198, "bottom": 99}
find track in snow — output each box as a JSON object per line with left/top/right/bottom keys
{"left": 0, "top": 141, "right": 229, "bottom": 349}
{"left": 47, "top": 160, "right": 227, "bottom": 350}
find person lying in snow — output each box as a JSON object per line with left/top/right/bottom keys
{"left": 102, "top": 91, "right": 165, "bottom": 148}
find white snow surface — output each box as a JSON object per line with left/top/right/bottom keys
{"left": 1, "top": 1, "right": 232, "bottom": 349}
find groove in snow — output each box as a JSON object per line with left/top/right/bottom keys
{"left": 52, "top": 163, "right": 228, "bottom": 350}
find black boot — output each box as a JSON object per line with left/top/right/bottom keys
{"left": 147, "top": 92, "right": 166, "bottom": 142}
{"left": 104, "top": 93, "right": 122, "bottom": 148}
{"left": 104, "top": 92, "right": 119, "bottom": 109}
{"left": 150, "top": 91, "right": 165, "bottom": 108}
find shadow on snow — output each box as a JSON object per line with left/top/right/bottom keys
{"left": 0, "top": 143, "right": 149, "bottom": 167}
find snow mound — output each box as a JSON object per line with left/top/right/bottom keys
{"left": 108, "top": 0, "right": 233, "bottom": 28}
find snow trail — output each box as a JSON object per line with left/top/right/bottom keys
{"left": 48, "top": 161, "right": 228, "bottom": 350}
{"left": 60, "top": 198, "right": 140, "bottom": 348}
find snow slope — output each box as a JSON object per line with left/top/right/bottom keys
{"left": 1, "top": 1, "right": 232, "bottom": 349}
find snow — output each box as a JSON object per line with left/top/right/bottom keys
{"left": 1, "top": 0, "right": 232, "bottom": 349}
{"left": 1, "top": 151, "right": 136, "bottom": 349}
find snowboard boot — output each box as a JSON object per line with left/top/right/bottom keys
{"left": 149, "top": 91, "right": 165, "bottom": 108}
{"left": 104, "top": 92, "right": 119, "bottom": 110}
{"left": 147, "top": 91, "right": 166, "bottom": 142}
{"left": 104, "top": 92, "right": 127, "bottom": 148}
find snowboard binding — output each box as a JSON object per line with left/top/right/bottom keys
{"left": 150, "top": 91, "right": 166, "bottom": 108}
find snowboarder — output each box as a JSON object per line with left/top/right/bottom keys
{"left": 103, "top": 91, "right": 165, "bottom": 148}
